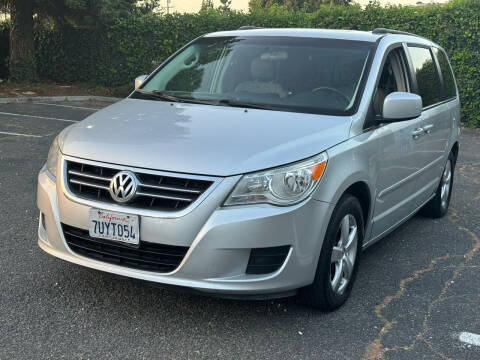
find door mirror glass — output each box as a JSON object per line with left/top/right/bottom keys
{"left": 382, "top": 92, "right": 422, "bottom": 122}
{"left": 135, "top": 75, "right": 148, "bottom": 89}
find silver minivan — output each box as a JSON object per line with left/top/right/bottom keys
{"left": 37, "top": 28, "right": 460, "bottom": 311}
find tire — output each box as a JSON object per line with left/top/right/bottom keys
{"left": 422, "top": 152, "right": 455, "bottom": 219}
{"left": 301, "top": 193, "right": 364, "bottom": 311}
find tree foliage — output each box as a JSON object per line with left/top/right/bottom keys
{"left": 219, "top": 0, "right": 232, "bottom": 12}
{"left": 36, "top": 0, "right": 160, "bottom": 26}
{"left": 2, "top": 0, "right": 160, "bottom": 81}
{"left": 249, "top": 0, "right": 351, "bottom": 12}
{"left": 200, "top": 0, "right": 214, "bottom": 11}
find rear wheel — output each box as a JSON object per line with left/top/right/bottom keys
{"left": 301, "top": 194, "right": 364, "bottom": 311}
{"left": 422, "top": 153, "right": 455, "bottom": 218}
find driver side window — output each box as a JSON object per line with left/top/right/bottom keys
{"left": 373, "top": 48, "right": 409, "bottom": 116}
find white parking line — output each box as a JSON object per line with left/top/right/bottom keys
{"left": 34, "top": 102, "right": 101, "bottom": 111}
{"left": 0, "top": 131, "right": 42, "bottom": 138}
{"left": 0, "top": 111, "right": 77, "bottom": 123}
{"left": 458, "top": 332, "right": 480, "bottom": 347}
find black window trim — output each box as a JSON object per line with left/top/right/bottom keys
{"left": 402, "top": 42, "right": 418, "bottom": 92}
{"left": 405, "top": 42, "right": 450, "bottom": 111}
{"left": 431, "top": 45, "right": 458, "bottom": 103}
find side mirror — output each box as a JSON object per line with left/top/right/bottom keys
{"left": 382, "top": 92, "right": 422, "bottom": 122}
{"left": 135, "top": 75, "right": 148, "bottom": 89}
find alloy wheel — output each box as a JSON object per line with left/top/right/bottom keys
{"left": 441, "top": 159, "right": 452, "bottom": 210}
{"left": 330, "top": 214, "right": 358, "bottom": 295}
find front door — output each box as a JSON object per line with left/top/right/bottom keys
{"left": 370, "top": 47, "right": 423, "bottom": 239}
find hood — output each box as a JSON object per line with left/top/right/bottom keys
{"left": 61, "top": 98, "right": 351, "bottom": 176}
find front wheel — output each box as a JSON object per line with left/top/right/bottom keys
{"left": 301, "top": 194, "right": 364, "bottom": 311}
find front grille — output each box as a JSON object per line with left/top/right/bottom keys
{"left": 65, "top": 161, "right": 213, "bottom": 212}
{"left": 62, "top": 224, "right": 189, "bottom": 273}
{"left": 246, "top": 246, "right": 290, "bottom": 275}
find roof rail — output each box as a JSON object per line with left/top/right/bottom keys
{"left": 237, "top": 26, "right": 263, "bottom": 30}
{"left": 372, "top": 28, "right": 422, "bottom": 38}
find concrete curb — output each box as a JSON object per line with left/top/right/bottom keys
{"left": 0, "top": 95, "right": 121, "bottom": 104}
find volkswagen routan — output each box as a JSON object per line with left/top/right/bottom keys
{"left": 37, "top": 28, "right": 460, "bottom": 311}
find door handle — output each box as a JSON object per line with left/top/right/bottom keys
{"left": 423, "top": 124, "right": 434, "bottom": 134}
{"left": 412, "top": 128, "right": 424, "bottom": 139}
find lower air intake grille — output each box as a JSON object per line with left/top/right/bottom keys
{"left": 62, "top": 224, "right": 189, "bottom": 273}
{"left": 246, "top": 245, "right": 290, "bottom": 275}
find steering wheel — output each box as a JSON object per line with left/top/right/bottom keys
{"left": 313, "top": 87, "right": 350, "bottom": 107}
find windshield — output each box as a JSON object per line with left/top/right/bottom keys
{"left": 134, "top": 36, "right": 374, "bottom": 115}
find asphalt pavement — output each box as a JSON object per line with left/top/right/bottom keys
{"left": 0, "top": 100, "right": 479, "bottom": 359}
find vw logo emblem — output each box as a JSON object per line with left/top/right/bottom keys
{"left": 109, "top": 171, "right": 138, "bottom": 203}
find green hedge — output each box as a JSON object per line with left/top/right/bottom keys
{"left": 15, "top": 0, "right": 480, "bottom": 125}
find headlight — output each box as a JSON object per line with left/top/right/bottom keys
{"left": 224, "top": 153, "right": 328, "bottom": 206}
{"left": 46, "top": 135, "right": 60, "bottom": 178}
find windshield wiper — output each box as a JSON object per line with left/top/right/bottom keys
{"left": 135, "top": 89, "right": 187, "bottom": 103}
{"left": 217, "top": 99, "right": 276, "bottom": 110}
{"left": 134, "top": 90, "right": 277, "bottom": 110}
{"left": 135, "top": 89, "right": 218, "bottom": 105}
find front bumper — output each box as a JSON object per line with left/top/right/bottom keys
{"left": 37, "top": 161, "right": 334, "bottom": 297}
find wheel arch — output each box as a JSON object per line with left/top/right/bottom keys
{"left": 343, "top": 181, "right": 372, "bottom": 229}
{"left": 450, "top": 141, "right": 459, "bottom": 165}
{"left": 316, "top": 173, "right": 374, "bottom": 231}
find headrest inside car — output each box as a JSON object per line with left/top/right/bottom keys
{"left": 251, "top": 58, "right": 275, "bottom": 81}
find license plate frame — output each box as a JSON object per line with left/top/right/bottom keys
{"left": 88, "top": 209, "right": 140, "bottom": 246}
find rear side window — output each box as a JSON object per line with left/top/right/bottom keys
{"left": 407, "top": 46, "right": 442, "bottom": 107}
{"left": 433, "top": 47, "right": 457, "bottom": 99}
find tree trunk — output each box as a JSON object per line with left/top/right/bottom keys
{"left": 9, "top": 0, "right": 37, "bottom": 82}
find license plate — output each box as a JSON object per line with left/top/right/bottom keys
{"left": 88, "top": 209, "right": 139, "bottom": 245}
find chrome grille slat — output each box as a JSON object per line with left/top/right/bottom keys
{"left": 138, "top": 183, "right": 201, "bottom": 194}
{"left": 70, "top": 179, "right": 110, "bottom": 190}
{"left": 136, "top": 191, "right": 193, "bottom": 202}
{"left": 68, "top": 169, "right": 112, "bottom": 182}
{"left": 65, "top": 160, "right": 214, "bottom": 212}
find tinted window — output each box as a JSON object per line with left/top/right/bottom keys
{"left": 408, "top": 46, "right": 442, "bottom": 107}
{"left": 138, "top": 36, "right": 374, "bottom": 116}
{"left": 433, "top": 48, "right": 457, "bottom": 99}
